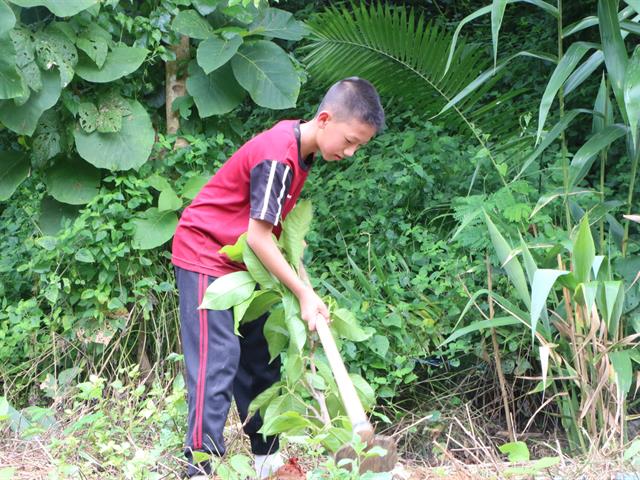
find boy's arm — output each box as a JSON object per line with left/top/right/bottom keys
{"left": 247, "top": 218, "right": 328, "bottom": 330}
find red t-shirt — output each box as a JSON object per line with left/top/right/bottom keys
{"left": 172, "top": 120, "right": 313, "bottom": 277}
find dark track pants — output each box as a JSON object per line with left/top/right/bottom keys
{"left": 175, "top": 266, "right": 281, "bottom": 477}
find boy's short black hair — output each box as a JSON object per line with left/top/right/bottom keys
{"left": 316, "top": 77, "right": 385, "bottom": 132}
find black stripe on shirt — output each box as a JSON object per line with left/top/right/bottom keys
{"left": 249, "top": 160, "right": 292, "bottom": 226}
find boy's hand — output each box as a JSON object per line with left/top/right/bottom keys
{"left": 297, "top": 286, "right": 329, "bottom": 331}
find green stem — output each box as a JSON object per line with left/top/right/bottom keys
{"left": 557, "top": 0, "right": 572, "bottom": 230}
{"left": 599, "top": 150, "right": 607, "bottom": 252}
{"left": 622, "top": 143, "right": 639, "bottom": 257}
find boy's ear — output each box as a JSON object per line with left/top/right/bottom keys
{"left": 316, "top": 110, "right": 331, "bottom": 128}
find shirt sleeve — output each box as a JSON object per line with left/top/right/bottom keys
{"left": 249, "top": 160, "right": 293, "bottom": 226}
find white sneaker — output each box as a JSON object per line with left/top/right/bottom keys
{"left": 254, "top": 452, "right": 284, "bottom": 479}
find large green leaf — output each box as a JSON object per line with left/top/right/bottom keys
{"left": 564, "top": 50, "right": 604, "bottom": 96}
{"left": 568, "top": 124, "right": 627, "bottom": 186}
{"left": 536, "top": 42, "right": 597, "bottom": 143}
{"left": 282, "top": 290, "right": 306, "bottom": 352}
{"left": 38, "top": 196, "right": 80, "bottom": 235}
{"left": 200, "top": 271, "right": 256, "bottom": 310}
{"left": 75, "top": 45, "right": 148, "bottom": 83}
{"left": 0, "top": 69, "right": 61, "bottom": 135}
{"left": 484, "top": 212, "right": 531, "bottom": 308}
{"left": 74, "top": 100, "right": 154, "bottom": 171}
{"left": 593, "top": 73, "right": 613, "bottom": 134}
{"left": 331, "top": 307, "right": 370, "bottom": 342}
{"left": 597, "top": 281, "right": 625, "bottom": 337}
{"left": 239, "top": 290, "right": 280, "bottom": 323}
{"left": 0, "top": 36, "right": 23, "bottom": 100}
{"left": 264, "top": 307, "right": 288, "bottom": 362}
{"left": 249, "top": 7, "right": 308, "bottom": 41}
{"left": 624, "top": 46, "right": 640, "bottom": 148}
{"left": 0, "top": 151, "right": 29, "bottom": 201}
{"left": 530, "top": 187, "right": 593, "bottom": 218}
{"left": 531, "top": 269, "right": 568, "bottom": 340}
{"left": 196, "top": 36, "right": 242, "bottom": 74}
{"left": 130, "top": 207, "right": 178, "bottom": 250}
{"left": 186, "top": 61, "right": 245, "bottom": 117}
{"left": 599, "top": 0, "right": 629, "bottom": 120}
{"left": 610, "top": 350, "right": 633, "bottom": 397}
{"left": 572, "top": 216, "right": 596, "bottom": 284}
{"left": 491, "top": 0, "right": 508, "bottom": 67}
{"left": 0, "top": 0, "right": 15, "bottom": 35}
{"left": 76, "top": 23, "right": 110, "bottom": 70}
{"left": 34, "top": 28, "right": 77, "bottom": 87}
{"left": 171, "top": 9, "right": 214, "bottom": 39}
{"left": 280, "top": 199, "right": 312, "bottom": 267}
{"left": 231, "top": 40, "right": 299, "bottom": 109}
{"left": 243, "top": 244, "right": 277, "bottom": 289}
{"left": 441, "top": 316, "right": 522, "bottom": 346}
{"left": 219, "top": 232, "right": 246, "bottom": 263}
{"left": 44, "top": 157, "right": 101, "bottom": 205}
{"left": 8, "top": 0, "right": 98, "bottom": 17}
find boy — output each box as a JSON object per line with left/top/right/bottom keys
{"left": 171, "top": 77, "right": 384, "bottom": 479}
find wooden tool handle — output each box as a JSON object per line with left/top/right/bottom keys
{"left": 315, "top": 314, "right": 374, "bottom": 441}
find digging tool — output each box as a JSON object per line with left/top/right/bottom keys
{"left": 314, "top": 314, "right": 398, "bottom": 473}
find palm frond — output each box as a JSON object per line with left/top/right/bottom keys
{"left": 303, "top": 3, "right": 509, "bottom": 135}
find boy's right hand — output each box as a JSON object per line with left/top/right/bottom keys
{"left": 297, "top": 286, "right": 329, "bottom": 331}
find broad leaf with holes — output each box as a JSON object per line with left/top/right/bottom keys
{"left": 74, "top": 100, "right": 154, "bottom": 171}
{"left": 0, "top": 151, "right": 29, "bottom": 200}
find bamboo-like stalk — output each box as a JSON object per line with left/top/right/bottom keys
{"left": 599, "top": 78, "right": 610, "bottom": 252}
{"left": 485, "top": 254, "right": 515, "bottom": 442}
{"left": 622, "top": 144, "right": 639, "bottom": 256}
{"left": 556, "top": 0, "right": 572, "bottom": 230}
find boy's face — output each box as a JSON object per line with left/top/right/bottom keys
{"left": 316, "top": 112, "right": 376, "bottom": 161}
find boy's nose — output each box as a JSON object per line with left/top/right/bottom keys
{"left": 344, "top": 146, "right": 357, "bottom": 157}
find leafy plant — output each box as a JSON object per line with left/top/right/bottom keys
{"left": 200, "top": 200, "right": 376, "bottom": 452}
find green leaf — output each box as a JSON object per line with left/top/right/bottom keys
{"left": 0, "top": 0, "right": 15, "bottom": 36}
{"left": 229, "top": 454, "right": 255, "bottom": 478}
{"left": 231, "top": 40, "right": 299, "bottom": 109}
{"left": 74, "top": 100, "right": 154, "bottom": 171}
{"left": 181, "top": 175, "right": 209, "bottom": 200}
{"left": 284, "top": 348, "right": 304, "bottom": 384}
{"left": 331, "top": 308, "right": 371, "bottom": 342}
{"left": 240, "top": 290, "right": 280, "bottom": 323}
{"left": 76, "top": 23, "right": 110, "bottom": 69}
{"left": 247, "top": 382, "right": 281, "bottom": 418}
{"left": 264, "top": 307, "right": 288, "bottom": 362}
{"left": 186, "top": 61, "right": 245, "bottom": 117}
{"left": 249, "top": 8, "right": 308, "bottom": 41}
{"left": 44, "top": 157, "right": 101, "bottom": 205}
{"left": 192, "top": 0, "right": 220, "bottom": 16}
{"left": 564, "top": 50, "right": 604, "bottom": 96}
{"left": 38, "top": 196, "right": 80, "bottom": 235}
{"left": 75, "top": 45, "right": 148, "bottom": 83}
{"left": 597, "top": 281, "right": 625, "bottom": 338}
{"left": 515, "top": 109, "right": 584, "bottom": 180}
{"left": 280, "top": 199, "right": 312, "bottom": 267}
{"left": 261, "top": 410, "right": 311, "bottom": 435}
{"left": 572, "top": 216, "right": 596, "bottom": 284}
{"left": 219, "top": 233, "right": 246, "bottom": 263}
{"left": 484, "top": 212, "right": 531, "bottom": 308}
{"left": 531, "top": 269, "right": 568, "bottom": 341}
{"left": 196, "top": 36, "right": 242, "bottom": 74}
{"left": 569, "top": 124, "right": 627, "bottom": 187}
{"left": 369, "top": 334, "right": 389, "bottom": 357}
{"left": 243, "top": 244, "right": 277, "bottom": 289}
{"left": 610, "top": 350, "right": 633, "bottom": 397}
{"left": 536, "top": 42, "right": 597, "bottom": 143}
{"left": 349, "top": 373, "right": 375, "bottom": 409}
{"left": 201, "top": 271, "right": 255, "bottom": 310}
{"left": 441, "top": 316, "right": 521, "bottom": 346}
{"left": 34, "top": 28, "right": 77, "bottom": 88}
{"left": 0, "top": 35, "right": 23, "bottom": 100}
{"left": 0, "top": 151, "right": 29, "bottom": 201}
{"left": 491, "top": 0, "right": 508, "bottom": 67}
{"left": 593, "top": 73, "right": 613, "bottom": 134}
{"left": 599, "top": 0, "right": 629, "bottom": 120}
{"left": 282, "top": 290, "right": 306, "bottom": 352}
{"left": 0, "top": 69, "right": 61, "bottom": 136}
{"left": 530, "top": 187, "right": 592, "bottom": 218}
{"left": 158, "top": 188, "right": 182, "bottom": 211}
{"left": 171, "top": 9, "right": 214, "bottom": 39}
{"left": 74, "top": 248, "right": 94, "bottom": 263}
{"left": 0, "top": 467, "right": 15, "bottom": 480}
{"left": 8, "top": 0, "right": 98, "bottom": 16}
{"left": 624, "top": 46, "right": 640, "bottom": 148}
{"left": 130, "top": 208, "right": 178, "bottom": 250}
{"left": 499, "top": 441, "right": 530, "bottom": 462}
